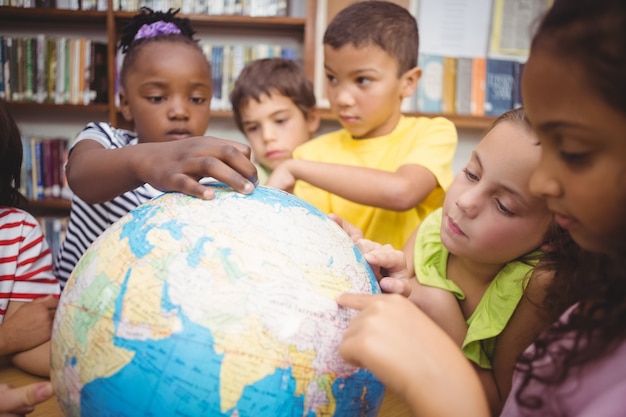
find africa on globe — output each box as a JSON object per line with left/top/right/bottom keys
{"left": 51, "top": 185, "right": 385, "bottom": 416}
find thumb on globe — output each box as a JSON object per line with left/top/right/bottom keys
{"left": 0, "top": 382, "right": 53, "bottom": 413}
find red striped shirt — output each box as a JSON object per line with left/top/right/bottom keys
{"left": 0, "top": 207, "right": 60, "bottom": 322}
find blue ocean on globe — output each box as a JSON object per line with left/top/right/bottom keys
{"left": 51, "top": 185, "right": 385, "bottom": 416}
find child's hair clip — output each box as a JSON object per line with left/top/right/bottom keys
{"left": 133, "top": 21, "right": 182, "bottom": 41}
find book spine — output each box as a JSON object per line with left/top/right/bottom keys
{"left": 35, "top": 34, "right": 46, "bottom": 103}
{"left": 417, "top": 54, "right": 444, "bottom": 114}
{"left": 50, "top": 138, "right": 61, "bottom": 198}
{"left": 512, "top": 62, "right": 525, "bottom": 109}
{"left": 46, "top": 38, "right": 56, "bottom": 103}
{"left": 470, "top": 57, "right": 486, "bottom": 116}
{"left": 441, "top": 56, "right": 457, "bottom": 114}
{"left": 24, "top": 37, "right": 34, "bottom": 102}
{"left": 455, "top": 57, "right": 472, "bottom": 115}
{"left": 43, "top": 138, "right": 53, "bottom": 198}
{"left": 210, "top": 45, "right": 223, "bottom": 110}
{"left": 484, "top": 59, "right": 515, "bottom": 116}
{"left": 0, "top": 36, "right": 5, "bottom": 100}
{"left": 16, "top": 37, "right": 25, "bottom": 101}
{"left": 30, "top": 138, "right": 44, "bottom": 200}
{"left": 55, "top": 37, "right": 65, "bottom": 104}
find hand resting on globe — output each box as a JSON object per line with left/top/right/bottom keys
{"left": 330, "top": 213, "right": 414, "bottom": 297}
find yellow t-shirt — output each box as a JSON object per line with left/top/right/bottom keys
{"left": 292, "top": 116, "right": 457, "bottom": 249}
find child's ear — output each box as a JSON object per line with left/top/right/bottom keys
{"left": 306, "top": 108, "right": 321, "bottom": 135}
{"left": 400, "top": 66, "right": 421, "bottom": 99}
{"left": 118, "top": 89, "right": 133, "bottom": 122}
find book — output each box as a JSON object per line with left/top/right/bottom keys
{"left": 455, "top": 57, "right": 472, "bottom": 115}
{"left": 417, "top": 54, "right": 444, "bottom": 114}
{"left": 43, "top": 138, "right": 53, "bottom": 198}
{"left": 210, "top": 45, "right": 224, "bottom": 110}
{"left": 90, "top": 41, "right": 108, "bottom": 104}
{"left": 470, "top": 57, "right": 487, "bottom": 116}
{"left": 46, "top": 38, "right": 56, "bottom": 103}
{"left": 441, "top": 56, "right": 457, "bottom": 114}
{"left": 24, "top": 37, "right": 34, "bottom": 102}
{"left": 35, "top": 34, "right": 47, "bottom": 103}
{"left": 0, "top": 36, "right": 5, "bottom": 99}
{"left": 512, "top": 61, "right": 525, "bottom": 109}
{"left": 30, "top": 137, "right": 44, "bottom": 200}
{"left": 484, "top": 58, "right": 515, "bottom": 116}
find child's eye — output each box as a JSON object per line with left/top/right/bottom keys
{"left": 560, "top": 151, "right": 591, "bottom": 167}
{"left": 462, "top": 168, "right": 479, "bottom": 182}
{"left": 147, "top": 96, "right": 164, "bottom": 103}
{"left": 244, "top": 125, "right": 258, "bottom": 134}
{"left": 495, "top": 199, "right": 515, "bottom": 216}
{"left": 275, "top": 118, "right": 287, "bottom": 125}
{"left": 326, "top": 74, "right": 337, "bottom": 84}
{"left": 190, "top": 97, "right": 206, "bottom": 104}
{"left": 356, "top": 77, "right": 371, "bottom": 85}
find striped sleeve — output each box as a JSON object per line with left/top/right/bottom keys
{"left": 0, "top": 208, "right": 60, "bottom": 322}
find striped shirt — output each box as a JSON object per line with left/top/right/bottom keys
{"left": 0, "top": 207, "right": 61, "bottom": 323}
{"left": 53, "top": 122, "right": 162, "bottom": 287}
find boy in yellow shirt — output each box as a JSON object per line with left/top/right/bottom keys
{"left": 267, "top": 1, "right": 457, "bottom": 249}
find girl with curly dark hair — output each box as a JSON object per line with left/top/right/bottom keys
{"left": 336, "top": 1, "right": 626, "bottom": 415}
{"left": 53, "top": 8, "right": 258, "bottom": 288}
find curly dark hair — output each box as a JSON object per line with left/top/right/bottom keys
{"left": 118, "top": 8, "right": 206, "bottom": 88}
{"left": 514, "top": 0, "right": 626, "bottom": 412}
{"left": 0, "top": 99, "right": 26, "bottom": 207}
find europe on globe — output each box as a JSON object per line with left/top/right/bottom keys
{"left": 51, "top": 185, "right": 385, "bottom": 416}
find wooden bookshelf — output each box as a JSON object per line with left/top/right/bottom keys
{"left": 21, "top": 198, "right": 71, "bottom": 217}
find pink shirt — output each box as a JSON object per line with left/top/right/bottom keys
{"left": 501, "top": 305, "right": 626, "bottom": 416}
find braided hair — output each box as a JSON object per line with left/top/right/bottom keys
{"left": 118, "top": 8, "right": 206, "bottom": 88}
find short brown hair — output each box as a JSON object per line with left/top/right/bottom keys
{"left": 323, "top": 1, "right": 419, "bottom": 76}
{"left": 230, "top": 58, "right": 316, "bottom": 132}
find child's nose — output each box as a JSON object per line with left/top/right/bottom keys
{"left": 261, "top": 125, "right": 276, "bottom": 143}
{"left": 455, "top": 190, "right": 480, "bottom": 218}
{"left": 334, "top": 88, "right": 355, "bottom": 107}
{"left": 168, "top": 98, "right": 189, "bottom": 120}
{"left": 529, "top": 154, "right": 562, "bottom": 199}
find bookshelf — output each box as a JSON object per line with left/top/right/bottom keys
{"left": 1, "top": 0, "right": 498, "bottom": 221}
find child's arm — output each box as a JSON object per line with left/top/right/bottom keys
{"left": 491, "top": 268, "right": 554, "bottom": 404}
{"left": 267, "top": 159, "right": 437, "bottom": 211}
{"left": 0, "top": 297, "right": 57, "bottom": 376}
{"left": 66, "top": 136, "right": 258, "bottom": 204}
{"left": 338, "top": 293, "right": 490, "bottom": 417}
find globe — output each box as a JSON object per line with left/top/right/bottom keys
{"left": 51, "top": 185, "right": 385, "bottom": 416}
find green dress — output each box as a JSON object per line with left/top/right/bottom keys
{"left": 413, "top": 208, "right": 536, "bottom": 369}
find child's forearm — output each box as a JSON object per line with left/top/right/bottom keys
{"left": 11, "top": 341, "right": 51, "bottom": 377}
{"left": 66, "top": 141, "right": 147, "bottom": 204}
{"left": 289, "top": 160, "right": 436, "bottom": 211}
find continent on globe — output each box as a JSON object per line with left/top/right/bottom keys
{"left": 51, "top": 185, "right": 385, "bottom": 417}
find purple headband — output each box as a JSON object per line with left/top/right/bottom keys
{"left": 134, "top": 21, "right": 182, "bottom": 41}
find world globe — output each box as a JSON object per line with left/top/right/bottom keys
{"left": 51, "top": 185, "right": 385, "bottom": 416}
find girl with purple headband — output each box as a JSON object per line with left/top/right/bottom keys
{"left": 53, "top": 8, "right": 258, "bottom": 288}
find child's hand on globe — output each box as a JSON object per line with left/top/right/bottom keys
{"left": 328, "top": 213, "right": 363, "bottom": 242}
{"left": 355, "top": 239, "right": 414, "bottom": 297}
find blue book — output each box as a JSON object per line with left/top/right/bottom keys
{"left": 210, "top": 45, "right": 224, "bottom": 110}
{"left": 484, "top": 59, "right": 515, "bottom": 116}
{"left": 0, "top": 36, "right": 5, "bottom": 99}
{"left": 416, "top": 54, "right": 443, "bottom": 113}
